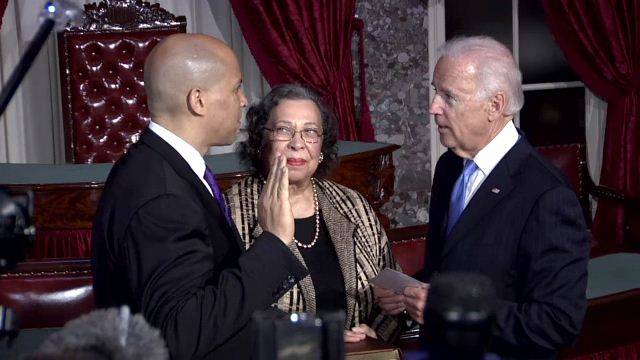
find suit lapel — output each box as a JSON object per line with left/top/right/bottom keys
{"left": 441, "top": 137, "right": 531, "bottom": 260}
{"left": 442, "top": 165, "right": 514, "bottom": 258}
{"left": 140, "top": 129, "right": 244, "bottom": 252}
{"left": 317, "top": 187, "right": 357, "bottom": 327}
{"left": 436, "top": 155, "right": 463, "bottom": 244}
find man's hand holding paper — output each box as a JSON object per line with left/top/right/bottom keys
{"left": 371, "top": 268, "right": 429, "bottom": 322}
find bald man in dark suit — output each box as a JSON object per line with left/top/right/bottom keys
{"left": 92, "top": 34, "right": 307, "bottom": 359}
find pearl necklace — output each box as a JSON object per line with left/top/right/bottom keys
{"left": 294, "top": 178, "right": 320, "bottom": 249}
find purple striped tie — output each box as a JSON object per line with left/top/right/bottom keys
{"left": 203, "top": 167, "right": 233, "bottom": 225}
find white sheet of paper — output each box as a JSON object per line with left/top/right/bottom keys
{"left": 369, "top": 268, "right": 424, "bottom": 294}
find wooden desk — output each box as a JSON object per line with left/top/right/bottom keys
{"left": 0, "top": 141, "right": 399, "bottom": 259}
{"left": 345, "top": 337, "right": 403, "bottom": 359}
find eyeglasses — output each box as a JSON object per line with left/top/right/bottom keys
{"left": 264, "top": 126, "right": 323, "bottom": 143}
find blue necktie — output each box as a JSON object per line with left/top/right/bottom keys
{"left": 203, "top": 166, "right": 233, "bottom": 225}
{"left": 447, "top": 160, "right": 478, "bottom": 234}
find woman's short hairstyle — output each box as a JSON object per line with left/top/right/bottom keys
{"left": 240, "top": 84, "right": 339, "bottom": 177}
{"left": 439, "top": 36, "right": 524, "bottom": 115}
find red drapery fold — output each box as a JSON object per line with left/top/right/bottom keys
{"left": 352, "top": 18, "right": 375, "bottom": 141}
{"left": 0, "top": 0, "right": 8, "bottom": 29}
{"left": 229, "top": 0, "right": 375, "bottom": 141}
{"left": 542, "top": 0, "right": 640, "bottom": 250}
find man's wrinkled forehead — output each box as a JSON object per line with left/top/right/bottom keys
{"left": 434, "top": 56, "right": 479, "bottom": 84}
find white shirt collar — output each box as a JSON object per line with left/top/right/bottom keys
{"left": 148, "top": 121, "right": 207, "bottom": 180}
{"left": 471, "top": 121, "right": 519, "bottom": 176}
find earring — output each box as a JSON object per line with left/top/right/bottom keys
{"left": 318, "top": 153, "right": 324, "bottom": 163}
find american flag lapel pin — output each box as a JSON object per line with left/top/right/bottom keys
{"left": 491, "top": 188, "right": 501, "bottom": 194}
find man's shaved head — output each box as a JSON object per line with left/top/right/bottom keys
{"left": 144, "top": 33, "right": 237, "bottom": 118}
{"left": 142, "top": 33, "right": 247, "bottom": 152}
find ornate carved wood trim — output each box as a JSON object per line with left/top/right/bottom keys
{"left": 67, "top": 0, "right": 187, "bottom": 31}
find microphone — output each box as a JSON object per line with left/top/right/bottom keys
{"left": 0, "top": 0, "right": 82, "bottom": 117}
{"left": 24, "top": 306, "right": 169, "bottom": 360}
{"left": 423, "top": 272, "right": 497, "bottom": 360}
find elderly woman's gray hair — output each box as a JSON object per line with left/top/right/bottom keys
{"left": 439, "top": 36, "right": 524, "bottom": 115}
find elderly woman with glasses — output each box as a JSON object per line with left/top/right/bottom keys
{"left": 224, "top": 84, "right": 403, "bottom": 343}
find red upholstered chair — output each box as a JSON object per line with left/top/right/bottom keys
{"left": 0, "top": 259, "right": 94, "bottom": 328}
{"left": 388, "top": 225, "right": 428, "bottom": 278}
{"left": 57, "top": 0, "right": 186, "bottom": 163}
{"left": 536, "top": 144, "right": 593, "bottom": 225}
{"left": 535, "top": 143, "right": 640, "bottom": 256}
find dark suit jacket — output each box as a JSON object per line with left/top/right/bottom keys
{"left": 92, "top": 129, "right": 307, "bottom": 359}
{"left": 425, "top": 136, "right": 589, "bottom": 359}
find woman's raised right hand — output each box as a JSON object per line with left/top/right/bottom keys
{"left": 258, "top": 154, "right": 294, "bottom": 245}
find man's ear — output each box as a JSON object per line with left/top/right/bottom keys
{"left": 487, "top": 92, "right": 507, "bottom": 122}
{"left": 186, "top": 88, "right": 205, "bottom": 116}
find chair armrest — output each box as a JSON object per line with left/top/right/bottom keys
{"left": 589, "top": 182, "right": 626, "bottom": 201}
{"left": 588, "top": 179, "right": 640, "bottom": 209}
{"left": 0, "top": 259, "right": 95, "bottom": 328}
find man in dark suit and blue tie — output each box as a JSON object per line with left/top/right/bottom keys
{"left": 92, "top": 34, "right": 307, "bottom": 359}
{"left": 375, "top": 36, "right": 589, "bottom": 359}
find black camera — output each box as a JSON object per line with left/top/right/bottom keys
{"left": 0, "top": 189, "right": 34, "bottom": 272}
{"left": 0, "top": 189, "right": 35, "bottom": 344}
{"left": 252, "top": 310, "right": 345, "bottom": 360}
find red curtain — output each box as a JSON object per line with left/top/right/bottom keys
{"left": 568, "top": 340, "right": 640, "bottom": 360}
{"left": 229, "top": 0, "right": 374, "bottom": 141}
{"left": 0, "top": 0, "right": 8, "bottom": 29}
{"left": 542, "top": 0, "right": 640, "bottom": 250}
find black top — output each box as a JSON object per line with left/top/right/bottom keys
{"left": 295, "top": 213, "right": 347, "bottom": 313}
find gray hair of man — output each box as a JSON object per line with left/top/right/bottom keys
{"left": 439, "top": 36, "right": 524, "bottom": 116}
{"left": 25, "top": 306, "right": 168, "bottom": 360}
